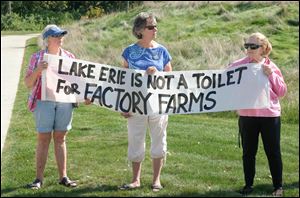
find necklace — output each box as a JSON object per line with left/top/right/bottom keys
{"left": 149, "top": 48, "right": 160, "bottom": 60}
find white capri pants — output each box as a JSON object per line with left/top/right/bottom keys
{"left": 127, "top": 114, "right": 168, "bottom": 162}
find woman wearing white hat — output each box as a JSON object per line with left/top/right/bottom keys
{"left": 25, "top": 24, "right": 77, "bottom": 189}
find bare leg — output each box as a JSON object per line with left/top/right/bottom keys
{"left": 36, "top": 133, "right": 52, "bottom": 181}
{"left": 152, "top": 157, "right": 163, "bottom": 186}
{"left": 53, "top": 131, "right": 67, "bottom": 180}
{"left": 131, "top": 161, "right": 142, "bottom": 187}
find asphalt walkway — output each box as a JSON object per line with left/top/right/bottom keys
{"left": 1, "top": 34, "right": 39, "bottom": 155}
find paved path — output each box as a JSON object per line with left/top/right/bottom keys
{"left": 1, "top": 34, "right": 39, "bottom": 155}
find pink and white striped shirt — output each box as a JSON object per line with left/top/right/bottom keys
{"left": 26, "top": 49, "right": 75, "bottom": 112}
{"left": 228, "top": 56, "right": 287, "bottom": 117}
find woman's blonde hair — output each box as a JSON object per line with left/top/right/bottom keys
{"left": 249, "top": 32, "right": 272, "bottom": 57}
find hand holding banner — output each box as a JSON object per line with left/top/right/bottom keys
{"left": 42, "top": 54, "right": 270, "bottom": 115}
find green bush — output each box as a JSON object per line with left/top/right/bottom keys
{"left": 1, "top": 12, "right": 77, "bottom": 31}
{"left": 86, "top": 6, "right": 105, "bottom": 18}
{"left": 1, "top": 13, "right": 23, "bottom": 30}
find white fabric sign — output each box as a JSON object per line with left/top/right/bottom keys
{"left": 42, "top": 54, "right": 270, "bottom": 115}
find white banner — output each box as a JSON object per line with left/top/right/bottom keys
{"left": 42, "top": 54, "right": 270, "bottom": 115}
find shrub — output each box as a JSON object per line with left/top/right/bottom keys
{"left": 1, "top": 11, "right": 77, "bottom": 31}
{"left": 1, "top": 13, "right": 23, "bottom": 30}
{"left": 86, "top": 6, "right": 105, "bottom": 18}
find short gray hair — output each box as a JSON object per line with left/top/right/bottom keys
{"left": 132, "top": 12, "right": 155, "bottom": 39}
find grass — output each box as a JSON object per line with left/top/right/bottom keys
{"left": 1, "top": 37, "right": 299, "bottom": 197}
{"left": 1, "top": 31, "right": 40, "bottom": 36}
{"left": 62, "top": 1, "right": 299, "bottom": 124}
{"left": 1, "top": 1, "right": 299, "bottom": 197}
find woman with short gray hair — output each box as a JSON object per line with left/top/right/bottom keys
{"left": 120, "top": 12, "right": 172, "bottom": 192}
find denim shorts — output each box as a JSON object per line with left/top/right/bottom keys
{"left": 34, "top": 100, "right": 73, "bottom": 133}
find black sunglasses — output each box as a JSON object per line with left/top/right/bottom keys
{"left": 145, "top": 25, "right": 157, "bottom": 30}
{"left": 244, "top": 43, "right": 262, "bottom": 50}
{"left": 51, "top": 34, "right": 63, "bottom": 38}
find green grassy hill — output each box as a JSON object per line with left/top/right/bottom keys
{"left": 60, "top": 1, "right": 299, "bottom": 124}
{"left": 1, "top": 1, "right": 299, "bottom": 197}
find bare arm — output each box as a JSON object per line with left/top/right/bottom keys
{"left": 24, "top": 61, "right": 48, "bottom": 89}
{"left": 164, "top": 61, "right": 172, "bottom": 72}
{"left": 123, "top": 59, "right": 129, "bottom": 68}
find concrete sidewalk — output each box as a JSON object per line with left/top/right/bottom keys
{"left": 1, "top": 34, "right": 39, "bottom": 155}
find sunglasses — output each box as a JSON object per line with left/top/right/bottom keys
{"left": 145, "top": 25, "right": 157, "bottom": 30}
{"left": 51, "top": 34, "right": 64, "bottom": 38}
{"left": 244, "top": 43, "right": 262, "bottom": 50}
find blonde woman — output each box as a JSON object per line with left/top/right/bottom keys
{"left": 229, "top": 32, "right": 287, "bottom": 197}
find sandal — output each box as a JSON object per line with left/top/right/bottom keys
{"left": 119, "top": 183, "right": 140, "bottom": 190}
{"left": 151, "top": 184, "right": 163, "bottom": 192}
{"left": 272, "top": 187, "right": 283, "bottom": 197}
{"left": 27, "top": 178, "right": 42, "bottom": 189}
{"left": 59, "top": 177, "right": 77, "bottom": 187}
